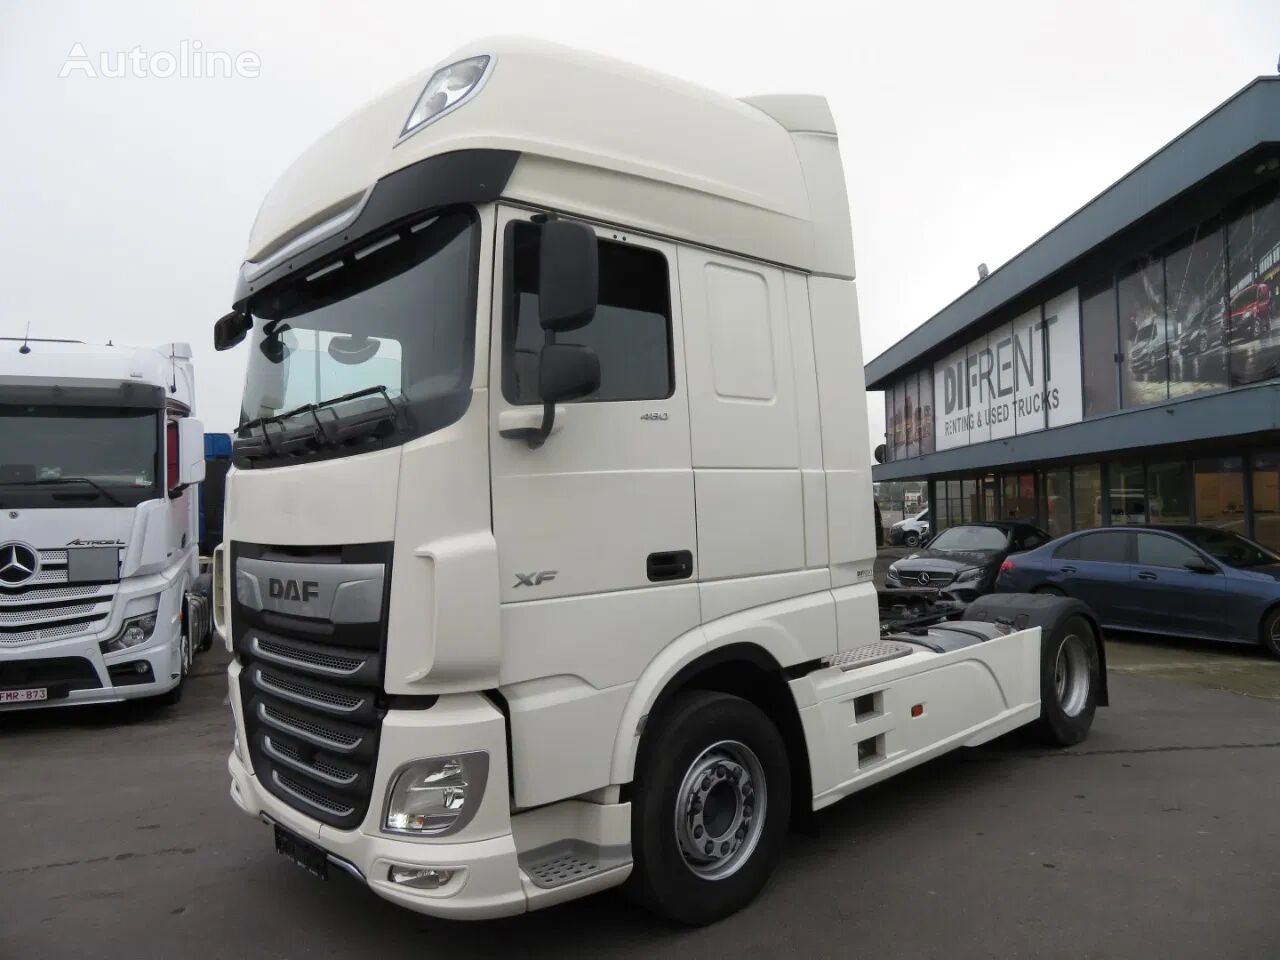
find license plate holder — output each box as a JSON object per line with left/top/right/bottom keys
{"left": 273, "top": 824, "right": 328, "bottom": 881}
{"left": 0, "top": 688, "right": 48, "bottom": 704}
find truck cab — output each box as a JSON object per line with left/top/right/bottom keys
{"left": 214, "top": 38, "right": 1101, "bottom": 924}
{"left": 0, "top": 340, "right": 207, "bottom": 708}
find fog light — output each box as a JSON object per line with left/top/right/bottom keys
{"left": 383, "top": 752, "right": 489, "bottom": 837}
{"left": 387, "top": 865, "right": 456, "bottom": 889}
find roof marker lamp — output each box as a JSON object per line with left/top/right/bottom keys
{"left": 400, "top": 56, "right": 491, "bottom": 140}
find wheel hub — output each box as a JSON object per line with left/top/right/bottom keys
{"left": 674, "top": 740, "right": 767, "bottom": 880}
{"left": 1054, "top": 633, "right": 1090, "bottom": 718}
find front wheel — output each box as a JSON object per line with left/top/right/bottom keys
{"left": 154, "top": 632, "right": 191, "bottom": 706}
{"left": 626, "top": 691, "right": 791, "bottom": 925}
{"left": 1260, "top": 609, "right": 1280, "bottom": 660}
{"left": 1035, "top": 613, "right": 1099, "bottom": 746}
{"left": 904, "top": 531, "right": 921, "bottom": 547}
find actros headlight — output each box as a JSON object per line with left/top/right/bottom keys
{"left": 383, "top": 752, "right": 489, "bottom": 837}
{"left": 400, "top": 55, "right": 491, "bottom": 140}
{"left": 101, "top": 614, "right": 157, "bottom": 653}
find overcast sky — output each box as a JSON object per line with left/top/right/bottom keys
{"left": 3, "top": 0, "right": 1279, "bottom": 436}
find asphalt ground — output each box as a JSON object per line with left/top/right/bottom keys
{"left": 2, "top": 582, "right": 1278, "bottom": 959}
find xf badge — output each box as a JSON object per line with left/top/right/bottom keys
{"left": 513, "top": 570, "right": 557, "bottom": 588}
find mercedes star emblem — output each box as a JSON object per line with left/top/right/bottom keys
{"left": 918, "top": 571, "right": 931, "bottom": 585}
{"left": 0, "top": 543, "right": 39, "bottom": 587}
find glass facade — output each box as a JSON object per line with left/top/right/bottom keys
{"left": 1073, "top": 464, "right": 1103, "bottom": 530}
{"left": 1194, "top": 457, "right": 1246, "bottom": 534}
{"left": 1253, "top": 452, "right": 1280, "bottom": 550}
{"left": 1080, "top": 280, "right": 1120, "bottom": 417}
{"left": 1148, "top": 461, "right": 1192, "bottom": 524}
{"left": 1041, "top": 467, "right": 1072, "bottom": 537}
{"left": 1109, "top": 461, "right": 1146, "bottom": 525}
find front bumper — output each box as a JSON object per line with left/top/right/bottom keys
{"left": 226, "top": 667, "right": 631, "bottom": 919}
{"left": 0, "top": 580, "right": 186, "bottom": 711}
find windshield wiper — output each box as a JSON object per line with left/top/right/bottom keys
{"left": 237, "top": 385, "right": 405, "bottom": 462}
{"left": 0, "top": 477, "right": 125, "bottom": 506}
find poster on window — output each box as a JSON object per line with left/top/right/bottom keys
{"left": 926, "top": 288, "right": 1082, "bottom": 451}
{"left": 1227, "top": 194, "right": 1280, "bottom": 387}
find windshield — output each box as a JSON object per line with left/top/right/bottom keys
{"left": 0, "top": 405, "right": 158, "bottom": 507}
{"left": 1177, "top": 528, "right": 1279, "bottom": 569}
{"left": 928, "top": 526, "right": 1009, "bottom": 552}
{"left": 240, "top": 206, "right": 478, "bottom": 452}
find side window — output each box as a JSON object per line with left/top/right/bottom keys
{"left": 1074, "top": 532, "right": 1131, "bottom": 563}
{"left": 1136, "top": 533, "right": 1202, "bottom": 569}
{"left": 1053, "top": 536, "right": 1082, "bottom": 560}
{"left": 1018, "top": 529, "right": 1048, "bottom": 551}
{"left": 503, "top": 221, "right": 673, "bottom": 404}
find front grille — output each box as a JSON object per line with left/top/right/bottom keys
{"left": 234, "top": 541, "right": 390, "bottom": 831}
{"left": 0, "top": 559, "right": 116, "bottom": 647}
{"left": 897, "top": 571, "right": 955, "bottom": 588}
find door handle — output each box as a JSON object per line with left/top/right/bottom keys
{"left": 647, "top": 550, "right": 693, "bottom": 582}
{"left": 499, "top": 406, "right": 565, "bottom": 440}
{"left": 1060, "top": 565, "right": 1077, "bottom": 574}
{"left": 1137, "top": 571, "right": 1158, "bottom": 581}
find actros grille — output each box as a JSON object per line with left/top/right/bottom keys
{"left": 0, "top": 577, "right": 116, "bottom": 648}
{"left": 233, "top": 542, "right": 390, "bottom": 831}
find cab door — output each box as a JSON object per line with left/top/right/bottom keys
{"left": 488, "top": 205, "right": 698, "bottom": 609}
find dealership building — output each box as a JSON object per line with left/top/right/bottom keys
{"left": 867, "top": 77, "right": 1280, "bottom": 549}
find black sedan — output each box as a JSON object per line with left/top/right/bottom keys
{"left": 995, "top": 524, "right": 1280, "bottom": 659}
{"left": 885, "top": 521, "right": 1051, "bottom": 602}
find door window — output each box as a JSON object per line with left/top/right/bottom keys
{"left": 1135, "top": 533, "right": 1203, "bottom": 568}
{"left": 503, "top": 221, "right": 673, "bottom": 404}
{"left": 1070, "top": 531, "right": 1131, "bottom": 563}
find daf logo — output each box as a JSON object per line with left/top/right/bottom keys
{"left": 917, "top": 571, "right": 931, "bottom": 585}
{"left": 0, "top": 543, "right": 40, "bottom": 587}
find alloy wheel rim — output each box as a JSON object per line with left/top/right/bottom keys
{"left": 1054, "top": 634, "right": 1090, "bottom": 718}
{"left": 674, "top": 740, "right": 767, "bottom": 880}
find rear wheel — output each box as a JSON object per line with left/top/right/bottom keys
{"left": 626, "top": 691, "right": 791, "bottom": 925}
{"left": 1035, "top": 613, "right": 1099, "bottom": 746}
{"left": 1261, "top": 609, "right": 1280, "bottom": 660}
{"left": 904, "top": 531, "right": 921, "bottom": 547}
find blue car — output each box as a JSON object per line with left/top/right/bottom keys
{"left": 996, "top": 524, "right": 1280, "bottom": 659}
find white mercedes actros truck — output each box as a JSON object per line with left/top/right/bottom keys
{"left": 213, "top": 38, "right": 1106, "bottom": 924}
{"left": 0, "top": 339, "right": 209, "bottom": 710}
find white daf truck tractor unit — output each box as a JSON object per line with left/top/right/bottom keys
{"left": 212, "top": 38, "right": 1107, "bottom": 925}
{"left": 0, "top": 339, "right": 210, "bottom": 710}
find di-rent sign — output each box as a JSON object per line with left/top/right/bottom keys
{"left": 933, "top": 289, "right": 1082, "bottom": 451}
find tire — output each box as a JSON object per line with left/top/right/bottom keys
{"left": 1260, "top": 609, "right": 1280, "bottom": 660}
{"left": 626, "top": 690, "right": 791, "bottom": 925}
{"left": 1035, "top": 613, "right": 1099, "bottom": 746}
{"left": 904, "top": 532, "right": 921, "bottom": 548}
{"left": 192, "top": 574, "right": 214, "bottom": 653}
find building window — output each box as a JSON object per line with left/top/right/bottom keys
{"left": 903, "top": 373, "right": 918, "bottom": 459}
{"left": 1109, "top": 460, "right": 1146, "bottom": 525}
{"left": 505, "top": 222, "right": 673, "bottom": 404}
{"left": 1194, "top": 457, "right": 1246, "bottom": 533}
{"left": 1002, "top": 472, "right": 1036, "bottom": 523}
{"left": 1080, "top": 279, "right": 1120, "bottom": 417}
{"left": 1073, "top": 464, "right": 1102, "bottom": 530}
{"left": 1251, "top": 452, "right": 1280, "bottom": 550}
{"left": 980, "top": 474, "right": 997, "bottom": 522}
{"left": 1118, "top": 259, "right": 1168, "bottom": 408}
{"left": 918, "top": 369, "right": 935, "bottom": 455}
{"left": 1042, "top": 467, "right": 1071, "bottom": 538}
{"left": 1148, "top": 460, "right": 1192, "bottom": 525}
{"left": 961, "top": 478, "right": 977, "bottom": 523}
{"left": 1226, "top": 191, "right": 1280, "bottom": 388}
{"left": 1165, "top": 224, "right": 1227, "bottom": 399}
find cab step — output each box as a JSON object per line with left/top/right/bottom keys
{"left": 519, "top": 840, "right": 629, "bottom": 890}
{"left": 824, "top": 640, "right": 915, "bottom": 671}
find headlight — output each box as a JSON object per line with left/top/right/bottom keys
{"left": 100, "top": 613, "right": 157, "bottom": 653}
{"left": 383, "top": 752, "right": 489, "bottom": 837}
{"left": 954, "top": 567, "right": 983, "bottom": 584}
{"left": 400, "top": 55, "right": 491, "bottom": 139}
{"left": 886, "top": 564, "right": 900, "bottom": 581}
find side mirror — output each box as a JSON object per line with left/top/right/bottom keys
{"left": 168, "top": 418, "right": 206, "bottom": 496}
{"left": 539, "top": 343, "right": 600, "bottom": 402}
{"left": 1184, "top": 558, "right": 1217, "bottom": 574}
{"left": 538, "top": 220, "right": 598, "bottom": 332}
{"left": 213, "top": 311, "right": 251, "bottom": 351}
